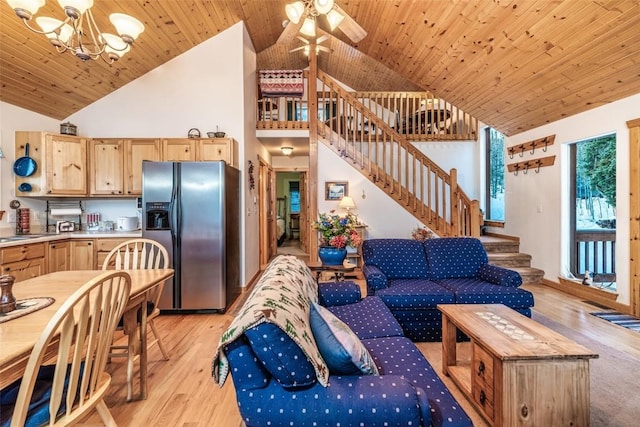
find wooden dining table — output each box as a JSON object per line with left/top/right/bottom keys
{"left": 0, "top": 269, "right": 174, "bottom": 401}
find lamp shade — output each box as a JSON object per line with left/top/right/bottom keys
{"left": 285, "top": 1, "right": 305, "bottom": 24}
{"left": 7, "top": 0, "right": 45, "bottom": 16}
{"left": 110, "top": 13, "right": 145, "bottom": 41}
{"left": 102, "top": 33, "right": 130, "bottom": 59}
{"left": 299, "top": 16, "right": 316, "bottom": 37}
{"left": 326, "top": 9, "right": 344, "bottom": 30}
{"left": 313, "top": 0, "right": 334, "bottom": 15}
{"left": 58, "top": 0, "right": 93, "bottom": 15}
{"left": 339, "top": 196, "right": 356, "bottom": 210}
{"left": 281, "top": 146, "right": 293, "bottom": 156}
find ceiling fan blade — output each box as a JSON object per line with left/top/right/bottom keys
{"left": 318, "top": 46, "right": 331, "bottom": 53}
{"left": 289, "top": 45, "right": 307, "bottom": 53}
{"left": 333, "top": 4, "right": 367, "bottom": 43}
{"left": 296, "top": 36, "right": 310, "bottom": 45}
{"left": 316, "top": 34, "right": 330, "bottom": 45}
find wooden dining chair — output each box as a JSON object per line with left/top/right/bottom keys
{"left": 102, "top": 238, "right": 170, "bottom": 400}
{"left": 1, "top": 271, "right": 130, "bottom": 427}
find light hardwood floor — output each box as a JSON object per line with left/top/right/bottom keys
{"left": 81, "top": 282, "right": 640, "bottom": 426}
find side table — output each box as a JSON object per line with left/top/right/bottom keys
{"left": 307, "top": 261, "right": 356, "bottom": 282}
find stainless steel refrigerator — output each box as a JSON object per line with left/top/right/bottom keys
{"left": 142, "top": 161, "right": 240, "bottom": 312}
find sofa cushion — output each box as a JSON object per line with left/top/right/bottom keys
{"left": 376, "top": 279, "right": 455, "bottom": 309}
{"left": 310, "top": 303, "right": 379, "bottom": 375}
{"left": 364, "top": 336, "right": 473, "bottom": 427}
{"left": 318, "top": 281, "right": 361, "bottom": 306}
{"left": 363, "top": 239, "right": 430, "bottom": 279}
{"left": 437, "top": 278, "right": 535, "bottom": 308}
{"left": 245, "top": 324, "right": 318, "bottom": 388}
{"left": 224, "top": 335, "right": 270, "bottom": 391}
{"left": 326, "top": 296, "right": 404, "bottom": 339}
{"left": 423, "top": 237, "right": 488, "bottom": 280}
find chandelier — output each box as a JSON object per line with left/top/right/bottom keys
{"left": 6, "top": 0, "right": 145, "bottom": 63}
{"left": 285, "top": 0, "right": 344, "bottom": 38}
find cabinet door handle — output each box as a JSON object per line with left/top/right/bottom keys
{"left": 479, "top": 390, "right": 486, "bottom": 405}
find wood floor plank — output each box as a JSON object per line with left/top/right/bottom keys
{"left": 79, "top": 282, "right": 639, "bottom": 426}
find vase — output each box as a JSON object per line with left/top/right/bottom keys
{"left": 0, "top": 274, "right": 16, "bottom": 314}
{"left": 318, "top": 246, "right": 347, "bottom": 266}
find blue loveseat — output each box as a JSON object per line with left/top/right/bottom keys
{"left": 363, "top": 237, "right": 535, "bottom": 341}
{"left": 212, "top": 255, "right": 472, "bottom": 427}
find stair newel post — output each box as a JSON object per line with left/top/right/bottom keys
{"left": 309, "top": 42, "right": 319, "bottom": 263}
{"left": 470, "top": 200, "right": 482, "bottom": 237}
{"left": 450, "top": 168, "right": 460, "bottom": 236}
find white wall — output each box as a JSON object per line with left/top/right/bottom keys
{"left": 0, "top": 103, "right": 59, "bottom": 231}
{"left": 498, "top": 93, "right": 640, "bottom": 305}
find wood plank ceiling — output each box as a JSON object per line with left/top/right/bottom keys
{"left": 1, "top": 0, "right": 639, "bottom": 136}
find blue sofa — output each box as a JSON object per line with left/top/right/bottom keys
{"left": 362, "top": 237, "right": 535, "bottom": 341}
{"left": 212, "top": 255, "right": 472, "bottom": 427}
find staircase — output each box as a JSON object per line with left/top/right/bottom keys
{"left": 480, "top": 236, "right": 545, "bottom": 284}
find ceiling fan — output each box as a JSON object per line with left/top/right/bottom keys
{"left": 290, "top": 35, "right": 331, "bottom": 55}
{"left": 278, "top": 0, "right": 367, "bottom": 45}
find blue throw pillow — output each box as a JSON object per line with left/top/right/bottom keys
{"left": 309, "top": 303, "right": 379, "bottom": 375}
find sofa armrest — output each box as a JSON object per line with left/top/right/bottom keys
{"left": 318, "top": 281, "right": 361, "bottom": 307}
{"left": 236, "top": 374, "right": 430, "bottom": 426}
{"left": 363, "top": 264, "right": 389, "bottom": 295}
{"left": 476, "top": 263, "right": 523, "bottom": 288}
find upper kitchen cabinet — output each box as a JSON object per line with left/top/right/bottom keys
{"left": 15, "top": 131, "right": 88, "bottom": 197}
{"left": 162, "top": 138, "right": 237, "bottom": 166}
{"left": 89, "top": 138, "right": 161, "bottom": 196}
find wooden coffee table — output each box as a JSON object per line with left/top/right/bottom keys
{"left": 438, "top": 304, "right": 598, "bottom": 427}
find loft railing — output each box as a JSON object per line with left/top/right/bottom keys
{"left": 573, "top": 229, "right": 617, "bottom": 283}
{"left": 315, "top": 70, "right": 481, "bottom": 237}
{"left": 256, "top": 75, "right": 478, "bottom": 141}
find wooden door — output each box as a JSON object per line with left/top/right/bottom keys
{"left": 45, "top": 134, "right": 87, "bottom": 195}
{"left": 89, "top": 139, "right": 124, "bottom": 195}
{"left": 162, "top": 139, "right": 196, "bottom": 161}
{"left": 299, "top": 172, "right": 308, "bottom": 253}
{"left": 125, "top": 139, "right": 161, "bottom": 196}
{"left": 47, "top": 241, "right": 70, "bottom": 272}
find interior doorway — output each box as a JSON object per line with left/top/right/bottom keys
{"left": 275, "top": 170, "right": 309, "bottom": 260}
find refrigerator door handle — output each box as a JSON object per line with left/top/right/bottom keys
{"left": 169, "top": 179, "right": 178, "bottom": 242}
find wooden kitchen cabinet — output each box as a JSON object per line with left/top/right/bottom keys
{"left": 0, "top": 242, "right": 46, "bottom": 282}
{"left": 70, "top": 240, "right": 95, "bottom": 270}
{"left": 162, "top": 138, "right": 196, "bottom": 161}
{"left": 95, "top": 238, "right": 131, "bottom": 269}
{"left": 198, "top": 138, "right": 238, "bottom": 166}
{"left": 90, "top": 138, "right": 161, "bottom": 196}
{"left": 47, "top": 241, "right": 70, "bottom": 273}
{"left": 15, "top": 131, "right": 88, "bottom": 197}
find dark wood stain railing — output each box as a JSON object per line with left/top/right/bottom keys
{"left": 573, "top": 229, "right": 616, "bottom": 282}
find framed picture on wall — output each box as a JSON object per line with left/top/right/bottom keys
{"left": 325, "top": 181, "right": 348, "bottom": 200}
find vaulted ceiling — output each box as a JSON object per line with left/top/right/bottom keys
{"left": 1, "top": 0, "right": 639, "bottom": 136}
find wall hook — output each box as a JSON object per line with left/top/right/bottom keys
{"left": 509, "top": 148, "right": 514, "bottom": 160}
{"left": 519, "top": 145, "right": 525, "bottom": 157}
{"left": 535, "top": 160, "right": 542, "bottom": 173}
{"left": 514, "top": 164, "right": 520, "bottom": 176}
{"left": 542, "top": 138, "right": 549, "bottom": 152}
{"left": 523, "top": 162, "right": 529, "bottom": 174}
{"left": 530, "top": 141, "right": 536, "bottom": 155}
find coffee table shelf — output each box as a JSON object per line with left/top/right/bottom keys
{"left": 438, "top": 304, "right": 598, "bottom": 427}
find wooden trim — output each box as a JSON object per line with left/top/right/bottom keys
{"left": 541, "top": 278, "right": 629, "bottom": 313}
{"left": 483, "top": 220, "right": 504, "bottom": 228}
{"left": 483, "top": 232, "right": 520, "bottom": 242}
{"left": 507, "top": 155, "right": 555, "bottom": 173}
{"left": 627, "top": 118, "right": 640, "bottom": 316}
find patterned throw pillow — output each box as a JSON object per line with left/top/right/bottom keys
{"left": 309, "top": 303, "right": 379, "bottom": 375}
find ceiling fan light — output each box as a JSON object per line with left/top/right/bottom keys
{"left": 285, "top": 1, "right": 305, "bottom": 24}
{"left": 299, "top": 17, "right": 316, "bottom": 37}
{"left": 281, "top": 146, "right": 294, "bottom": 156}
{"left": 7, "top": 0, "right": 45, "bottom": 19}
{"left": 313, "top": 0, "right": 334, "bottom": 15}
{"left": 326, "top": 9, "right": 344, "bottom": 31}
{"left": 110, "top": 13, "right": 144, "bottom": 43}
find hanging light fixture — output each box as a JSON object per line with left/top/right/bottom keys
{"left": 6, "top": 0, "right": 145, "bottom": 63}
{"left": 284, "top": 0, "right": 343, "bottom": 39}
{"left": 299, "top": 16, "right": 316, "bottom": 37}
{"left": 281, "top": 146, "right": 294, "bottom": 156}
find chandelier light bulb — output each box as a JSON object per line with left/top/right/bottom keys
{"left": 313, "top": 0, "right": 334, "bottom": 15}
{"left": 285, "top": 1, "right": 305, "bottom": 24}
{"left": 7, "top": 0, "right": 45, "bottom": 19}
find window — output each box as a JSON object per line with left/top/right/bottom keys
{"left": 569, "top": 134, "right": 616, "bottom": 288}
{"left": 289, "top": 181, "right": 300, "bottom": 213}
{"left": 484, "top": 127, "right": 505, "bottom": 221}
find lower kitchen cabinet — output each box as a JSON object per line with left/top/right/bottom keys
{"left": 95, "top": 238, "right": 131, "bottom": 269}
{"left": 0, "top": 242, "right": 46, "bottom": 282}
{"left": 47, "top": 241, "right": 70, "bottom": 272}
{"left": 70, "top": 240, "right": 95, "bottom": 270}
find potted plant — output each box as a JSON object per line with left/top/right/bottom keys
{"left": 313, "top": 211, "right": 362, "bottom": 265}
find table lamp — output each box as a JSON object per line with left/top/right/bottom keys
{"left": 339, "top": 196, "right": 356, "bottom": 212}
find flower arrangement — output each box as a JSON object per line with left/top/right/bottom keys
{"left": 411, "top": 225, "right": 434, "bottom": 241}
{"left": 314, "top": 211, "right": 361, "bottom": 249}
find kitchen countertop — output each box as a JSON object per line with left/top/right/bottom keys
{"left": 0, "top": 230, "right": 142, "bottom": 248}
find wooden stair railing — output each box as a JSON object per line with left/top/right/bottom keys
{"left": 316, "top": 70, "right": 481, "bottom": 237}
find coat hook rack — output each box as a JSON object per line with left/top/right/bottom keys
{"left": 507, "top": 155, "right": 556, "bottom": 175}
{"left": 507, "top": 134, "right": 555, "bottom": 159}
